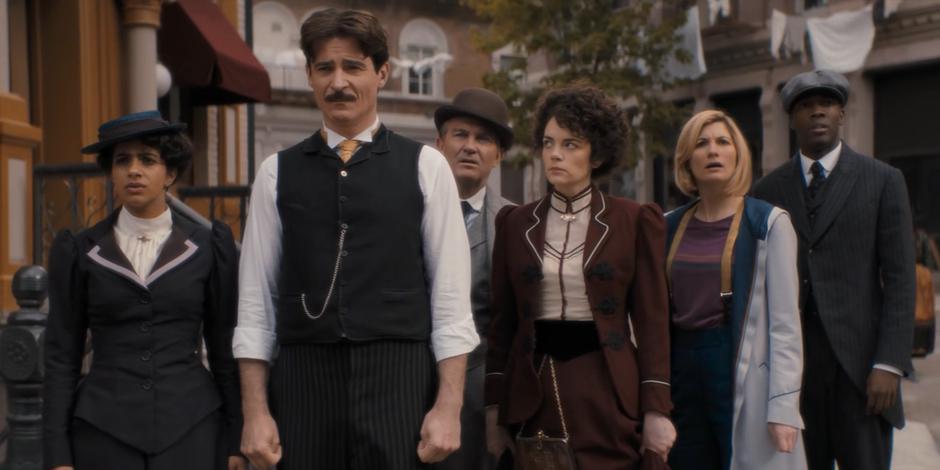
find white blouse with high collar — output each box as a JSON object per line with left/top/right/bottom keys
{"left": 113, "top": 206, "right": 173, "bottom": 280}
{"left": 539, "top": 188, "right": 593, "bottom": 321}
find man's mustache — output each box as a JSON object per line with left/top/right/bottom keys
{"left": 325, "top": 91, "right": 356, "bottom": 103}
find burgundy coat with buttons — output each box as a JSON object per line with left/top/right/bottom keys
{"left": 484, "top": 187, "right": 672, "bottom": 425}
{"left": 42, "top": 208, "right": 241, "bottom": 468}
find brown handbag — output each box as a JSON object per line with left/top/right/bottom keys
{"left": 514, "top": 357, "right": 578, "bottom": 470}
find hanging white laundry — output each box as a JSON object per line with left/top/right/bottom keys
{"left": 667, "top": 6, "right": 707, "bottom": 80}
{"left": 885, "top": 0, "right": 903, "bottom": 19}
{"left": 707, "top": 0, "right": 732, "bottom": 25}
{"left": 806, "top": 5, "right": 874, "bottom": 73}
{"left": 770, "top": 9, "right": 787, "bottom": 59}
{"left": 784, "top": 14, "right": 807, "bottom": 61}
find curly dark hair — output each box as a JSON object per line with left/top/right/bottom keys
{"left": 300, "top": 9, "right": 389, "bottom": 70}
{"left": 532, "top": 85, "right": 628, "bottom": 178}
{"left": 96, "top": 132, "right": 193, "bottom": 180}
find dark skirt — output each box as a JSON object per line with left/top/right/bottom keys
{"left": 517, "top": 321, "right": 643, "bottom": 470}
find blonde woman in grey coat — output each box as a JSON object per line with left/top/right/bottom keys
{"left": 666, "top": 110, "right": 806, "bottom": 470}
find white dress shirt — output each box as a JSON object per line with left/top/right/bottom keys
{"left": 462, "top": 186, "right": 486, "bottom": 226}
{"left": 234, "top": 118, "right": 479, "bottom": 363}
{"left": 799, "top": 141, "right": 901, "bottom": 377}
{"left": 799, "top": 141, "right": 841, "bottom": 185}
{"left": 539, "top": 189, "right": 593, "bottom": 321}
{"left": 113, "top": 206, "right": 173, "bottom": 279}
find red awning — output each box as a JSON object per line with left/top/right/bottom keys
{"left": 158, "top": 0, "right": 271, "bottom": 105}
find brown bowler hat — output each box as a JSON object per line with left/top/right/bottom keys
{"left": 434, "top": 88, "right": 514, "bottom": 150}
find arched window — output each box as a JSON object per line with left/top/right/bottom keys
{"left": 398, "top": 19, "right": 448, "bottom": 97}
{"left": 253, "top": 2, "right": 305, "bottom": 89}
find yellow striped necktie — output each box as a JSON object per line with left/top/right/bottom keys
{"left": 337, "top": 139, "right": 360, "bottom": 163}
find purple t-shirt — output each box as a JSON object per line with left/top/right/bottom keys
{"left": 671, "top": 215, "right": 733, "bottom": 330}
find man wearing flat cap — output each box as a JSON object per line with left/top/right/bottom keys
{"left": 234, "top": 8, "right": 478, "bottom": 470}
{"left": 753, "top": 69, "right": 915, "bottom": 470}
{"left": 433, "top": 88, "right": 515, "bottom": 470}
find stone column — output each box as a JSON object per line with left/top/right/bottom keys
{"left": 121, "top": 0, "right": 162, "bottom": 112}
{"left": 843, "top": 71, "right": 875, "bottom": 157}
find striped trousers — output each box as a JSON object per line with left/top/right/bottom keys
{"left": 270, "top": 340, "right": 436, "bottom": 470}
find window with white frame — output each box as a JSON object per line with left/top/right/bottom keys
{"left": 398, "top": 19, "right": 448, "bottom": 97}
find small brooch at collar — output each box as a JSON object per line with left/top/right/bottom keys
{"left": 587, "top": 262, "right": 614, "bottom": 282}
{"left": 523, "top": 265, "right": 544, "bottom": 283}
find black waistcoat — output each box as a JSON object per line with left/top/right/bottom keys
{"left": 275, "top": 126, "right": 431, "bottom": 344}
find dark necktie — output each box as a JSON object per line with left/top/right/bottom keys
{"left": 461, "top": 201, "right": 476, "bottom": 228}
{"left": 808, "top": 161, "right": 826, "bottom": 200}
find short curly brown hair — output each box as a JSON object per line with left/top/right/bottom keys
{"left": 532, "top": 85, "right": 628, "bottom": 178}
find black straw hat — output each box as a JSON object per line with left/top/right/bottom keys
{"left": 81, "top": 110, "right": 187, "bottom": 154}
{"left": 434, "top": 88, "right": 514, "bottom": 150}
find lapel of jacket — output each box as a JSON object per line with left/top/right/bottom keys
{"left": 781, "top": 157, "right": 812, "bottom": 242}
{"left": 523, "top": 196, "right": 550, "bottom": 265}
{"left": 146, "top": 210, "right": 201, "bottom": 286}
{"left": 810, "top": 145, "right": 859, "bottom": 244}
{"left": 582, "top": 187, "right": 611, "bottom": 271}
{"left": 484, "top": 185, "right": 503, "bottom": 259}
{"left": 84, "top": 208, "right": 201, "bottom": 290}
{"left": 85, "top": 209, "right": 149, "bottom": 289}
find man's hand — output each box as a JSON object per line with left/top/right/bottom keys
{"left": 768, "top": 423, "right": 798, "bottom": 453}
{"left": 866, "top": 368, "right": 900, "bottom": 416}
{"left": 227, "top": 455, "right": 248, "bottom": 470}
{"left": 238, "top": 359, "right": 280, "bottom": 469}
{"left": 640, "top": 411, "right": 676, "bottom": 460}
{"left": 417, "top": 353, "right": 468, "bottom": 463}
{"left": 241, "top": 411, "right": 282, "bottom": 469}
{"left": 417, "top": 401, "right": 462, "bottom": 463}
{"left": 485, "top": 406, "right": 514, "bottom": 458}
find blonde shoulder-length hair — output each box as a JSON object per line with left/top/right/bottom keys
{"left": 673, "top": 109, "right": 752, "bottom": 197}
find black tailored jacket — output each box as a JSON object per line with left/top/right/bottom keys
{"left": 753, "top": 144, "right": 916, "bottom": 428}
{"left": 42, "top": 208, "right": 242, "bottom": 468}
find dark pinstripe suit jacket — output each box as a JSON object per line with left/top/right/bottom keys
{"left": 752, "top": 144, "right": 916, "bottom": 428}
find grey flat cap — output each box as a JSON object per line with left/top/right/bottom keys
{"left": 781, "top": 70, "right": 850, "bottom": 113}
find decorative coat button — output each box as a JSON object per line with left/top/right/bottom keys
{"left": 597, "top": 297, "right": 617, "bottom": 315}
{"left": 587, "top": 262, "right": 614, "bottom": 281}
{"left": 340, "top": 170, "right": 348, "bottom": 177}
{"left": 141, "top": 350, "right": 152, "bottom": 362}
{"left": 522, "top": 265, "right": 543, "bottom": 283}
{"left": 603, "top": 332, "right": 625, "bottom": 350}
{"left": 140, "top": 321, "right": 152, "bottom": 332}
{"left": 139, "top": 293, "right": 151, "bottom": 304}
{"left": 141, "top": 380, "right": 153, "bottom": 390}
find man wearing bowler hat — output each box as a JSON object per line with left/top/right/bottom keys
{"left": 234, "top": 8, "right": 478, "bottom": 470}
{"left": 433, "top": 88, "right": 515, "bottom": 470}
{"left": 753, "top": 70, "right": 915, "bottom": 470}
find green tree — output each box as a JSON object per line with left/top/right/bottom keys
{"left": 463, "top": 0, "right": 693, "bottom": 188}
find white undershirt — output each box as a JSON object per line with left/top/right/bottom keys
{"left": 234, "top": 118, "right": 479, "bottom": 362}
{"left": 113, "top": 206, "right": 173, "bottom": 280}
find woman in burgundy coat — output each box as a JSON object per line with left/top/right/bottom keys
{"left": 484, "top": 85, "right": 675, "bottom": 469}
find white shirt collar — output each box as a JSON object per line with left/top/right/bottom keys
{"left": 115, "top": 206, "right": 173, "bottom": 238}
{"left": 800, "top": 141, "right": 842, "bottom": 183}
{"left": 462, "top": 186, "right": 487, "bottom": 212}
{"left": 323, "top": 117, "right": 381, "bottom": 149}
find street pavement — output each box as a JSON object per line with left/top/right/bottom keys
{"left": 892, "top": 292, "right": 940, "bottom": 469}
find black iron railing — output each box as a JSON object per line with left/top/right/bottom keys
{"left": 177, "top": 185, "right": 251, "bottom": 237}
{"left": 32, "top": 163, "right": 113, "bottom": 266}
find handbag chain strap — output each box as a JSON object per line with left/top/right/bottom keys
{"left": 517, "top": 356, "right": 569, "bottom": 440}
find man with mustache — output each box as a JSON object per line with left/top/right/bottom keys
{"left": 433, "top": 88, "right": 515, "bottom": 470}
{"left": 234, "top": 8, "right": 478, "bottom": 470}
{"left": 753, "top": 70, "right": 916, "bottom": 470}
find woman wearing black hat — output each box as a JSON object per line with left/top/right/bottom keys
{"left": 42, "top": 111, "right": 246, "bottom": 470}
